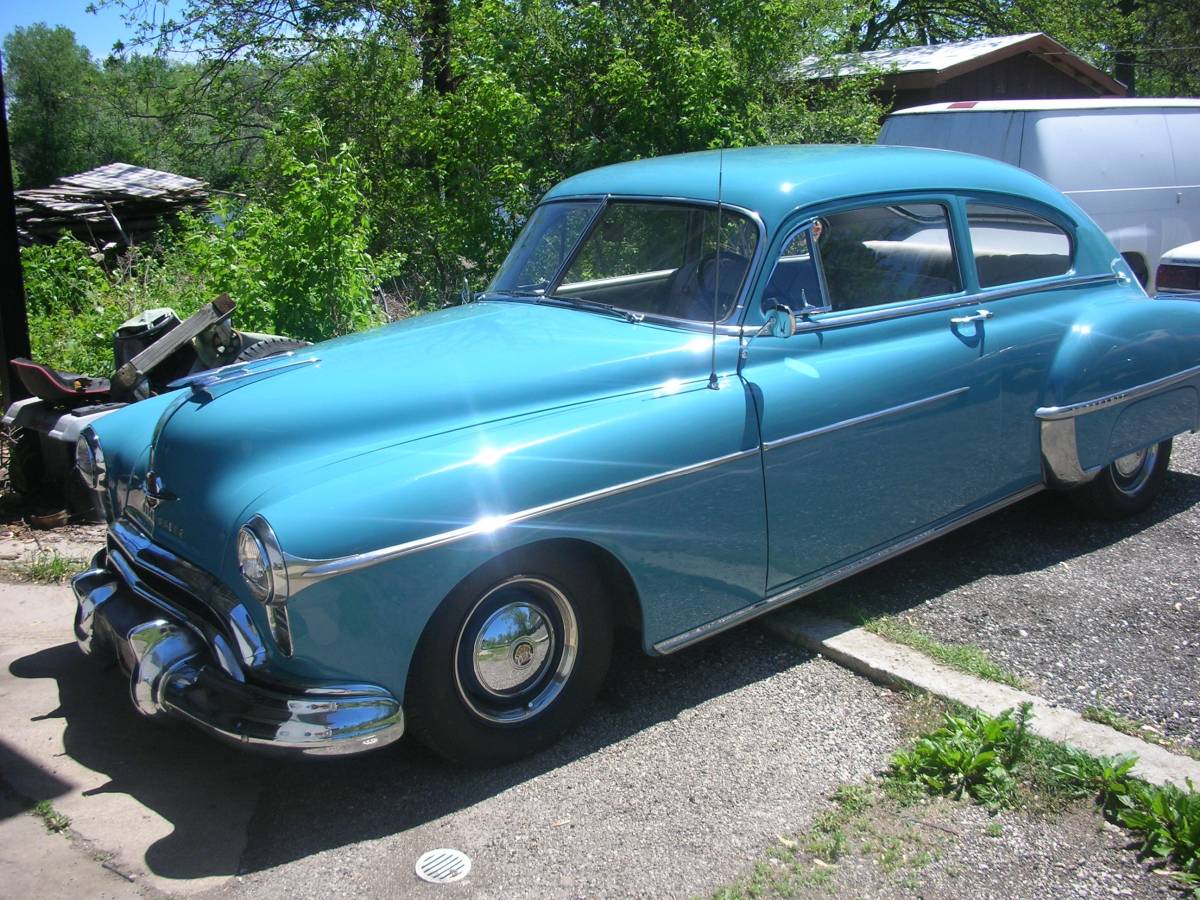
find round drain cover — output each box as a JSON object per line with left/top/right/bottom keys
{"left": 415, "top": 848, "right": 471, "bottom": 884}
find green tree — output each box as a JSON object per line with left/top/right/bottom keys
{"left": 4, "top": 25, "right": 107, "bottom": 186}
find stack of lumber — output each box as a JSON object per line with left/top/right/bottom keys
{"left": 14, "top": 162, "right": 209, "bottom": 247}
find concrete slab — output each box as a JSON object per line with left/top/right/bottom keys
{"left": 0, "top": 579, "right": 265, "bottom": 895}
{"left": 0, "top": 793, "right": 148, "bottom": 900}
{"left": 764, "top": 607, "right": 1200, "bottom": 791}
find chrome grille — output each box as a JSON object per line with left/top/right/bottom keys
{"left": 106, "top": 520, "right": 267, "bottom": 673}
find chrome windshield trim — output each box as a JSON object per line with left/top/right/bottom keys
{"left": 1035, "top": 361, "right": 1200, "bottom": 421}
{"left": 763, "top": 387, "right": 970, "bottom": 452}
{"left": 289, "top": 447, "right": 762, "bottom": 583}
{"left": 794, "top": 272, "right": 1121, "bottom": 333}
{"left": 653, "top": 483, "right": 1044, "bottom": 654}
{"left": 499, "top": 194, "right": 769, "bottom": 327}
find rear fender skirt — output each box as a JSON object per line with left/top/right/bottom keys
{"left": 1036, "top": 367, "right": 1200, "bottom": 487}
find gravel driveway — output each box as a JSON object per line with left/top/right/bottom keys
{"left": 808, "top": 431, "right": 1200, "bottom": 749}
{"left": 211, "top": 632, "right": 909, "bottom": 899}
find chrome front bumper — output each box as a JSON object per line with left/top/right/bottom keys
{"left": 72, "top": 551, "right": 404, "bottom": 756}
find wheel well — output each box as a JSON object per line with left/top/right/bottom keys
{"left": 1121, "top": 252, "right": 1149, "bottom": 286}
{"left": 473, "top": 538, "right": 643, "bottom": 634}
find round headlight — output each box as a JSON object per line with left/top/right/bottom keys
{"left": 237, "top": 525, "right": 274, "bottom": 602}
{"left": 75, "top": 430, "right": 106, "bottom": 489}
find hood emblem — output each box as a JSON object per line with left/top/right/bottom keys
{"left": 144, "top": 471, "right": 177, "bottom": 509}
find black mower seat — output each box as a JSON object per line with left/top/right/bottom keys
{"left": 11, "top": 358, "right": 112, "bottom": 404}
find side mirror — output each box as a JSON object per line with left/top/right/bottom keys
{"left": 765, "top": 304, "right": 797, "bottom": 339}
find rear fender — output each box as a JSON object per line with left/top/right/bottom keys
{"left": 1038, "top": 296, "right": 1200, "bottom": 486}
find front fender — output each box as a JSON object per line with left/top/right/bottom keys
{"left": 249, "top": 375, "right": 767, "bottom": 698}
{"left": 1039, "top": 295, "right": 1200, "bottom": 485}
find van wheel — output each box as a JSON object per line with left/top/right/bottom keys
{"left": 1069, "top": 439, "right": 1171, "bottom": 518}
{"left": 405, "top": 548, "right": 613, "bottom": 766}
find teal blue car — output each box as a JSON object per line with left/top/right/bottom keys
{"left": 71, "top": 145, "right": 1200, "bottom": 764}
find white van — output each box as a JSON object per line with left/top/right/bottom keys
{"left": 877, "top": 99, "right": 1200, "bottom": 291}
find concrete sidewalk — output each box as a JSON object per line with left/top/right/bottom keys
{"left": 764, "top": 606, "right": 1200, "bottom": 791}
{"left": 0, "top": 580, "right": 263, "bottom": 895}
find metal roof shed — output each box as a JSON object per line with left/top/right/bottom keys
{"left": 796, "top": 33, "right": 1127, "bottom": 110}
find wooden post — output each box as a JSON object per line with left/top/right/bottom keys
{"left": 0, "top": 57, "right": 31, "bottom": 404}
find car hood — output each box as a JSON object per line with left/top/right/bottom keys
{"left": 119, "top": 300, "right": 728, "bottom": 564}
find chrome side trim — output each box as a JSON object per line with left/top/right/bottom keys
{"left": 1038, "top": 417, "right": 1100, "bottom": 487}
{"left": 763, "top": 387, "right": 969, "bottom": 452}
{"left": 290, "top": 447, "right": 762, "bottom": 583}
{"left": 1035, "top": 361, "right": 1200, "bottom": 421}
{"left": 794, "top": 272, "right": 1120, "bottom": 333}
{"left": 652, "top": 484, "right": 1043, "bottom": 655}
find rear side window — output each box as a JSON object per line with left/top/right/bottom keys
{"left": 818, "top": 203, "right": 961, "bottom": 311}
{"left": 966, "top": 203, "right": 1071, "bottom": 288}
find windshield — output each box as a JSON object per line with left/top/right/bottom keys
{"left": 488, "top": 200, "right": 759, "bottom": 323}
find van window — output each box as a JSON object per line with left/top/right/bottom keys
{"left": 966, "top": 203, "right": 1071, "bottom": 287}
{"left": 818, "top": 203, "right": 961, "bottom": 311}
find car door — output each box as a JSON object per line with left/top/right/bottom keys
{"left": 741, "top": 198, "right": 1006, "bottom": 592}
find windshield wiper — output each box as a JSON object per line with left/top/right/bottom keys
{"left": 543, "top": 294, "right": 645, "bottom": 324}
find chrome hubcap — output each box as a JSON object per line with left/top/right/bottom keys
{"left": 1112, "top": 444, "right": 1158, "bottom": 496}
{"left": 455, "top": 577, "right": 578, "bottom": 723}
{"left": 473, "top": 603, "right": 554, "bottom": 694}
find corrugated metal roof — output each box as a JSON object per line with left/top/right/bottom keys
{"left": 797, "top": 33, "right": 1041, "bottom": 79}
{"left": 890, "top": 98, "right": 1200, "bottom": 113}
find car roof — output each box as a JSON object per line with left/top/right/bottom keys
{"left": 890, "top": 98, "right": 1200, "bottom": 114}
{"left": 1161, "top": 240, "right": 1200, "bottom": 264}
{"left": 543, "top": 144, "right": 1072, "bottom": 231}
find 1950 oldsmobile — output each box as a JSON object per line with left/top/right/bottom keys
{"left": 71, "top": 146, "right": 1200, "bottom": 764}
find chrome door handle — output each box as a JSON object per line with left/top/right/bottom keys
{"left": 950, "top": 309, "right": 994, "bottom": 326}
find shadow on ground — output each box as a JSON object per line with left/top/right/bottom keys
{"left": 10, "top": 471, "right": 1198, "bottom": 882}
{"left": 8, "top": 626, "right": 813, "bottom": 880}
{"left": 803, "top": 469, "right": 1200, "bottom": 622}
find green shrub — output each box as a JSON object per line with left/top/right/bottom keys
{"left": 1117, "top": 778, "right": 1200, "bottom": 887}
{"left": 889, "top": 704, "right": 1030, "bottom": 809}
{"left": 19, "top": 127, "right": 396, "bottom": 375}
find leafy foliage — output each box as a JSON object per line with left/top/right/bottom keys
{"left": 20, "top": 130, "right": 392, "bottom": 374}
{"left": 1116, "top": 778, "right": 1200, "bottom": 886}
{"left": 892, "top": 703, "right": 1199, "bottom": 892}
{"left": 889, "top": 703, "right": 1030, "bottom": 809}
{"left": 3, "top": 25, "right": 120, "bottom": 187}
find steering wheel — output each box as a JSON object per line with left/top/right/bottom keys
{"left": 676, "top": 250, "right": 750, "bottom": 321}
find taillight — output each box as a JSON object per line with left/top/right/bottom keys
{"left": 1156, "top": 263, "right": 1200, "bottom": 292}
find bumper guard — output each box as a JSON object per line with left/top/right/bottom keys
{"left": 72, "top": 550, "right": 404, "bottom": 756}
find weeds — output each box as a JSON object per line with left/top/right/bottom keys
{"left": 1117, "top": 779, "right": 1200, "bottom": 888}
{"left": 710, "top": 782, "right": 930, "bottom": 899}
{"left": 32, "top": 800, "right": 70, "bottom": 834}
{"left": 1084, "top": 703, "right": 1200, "bottom": 762}
{"left": 891, "top": 705, "right": 1200, "bottom": 894}
{"left": 18, "top": 551, "right": 87, "bottom": 584}
{"left": 853, "top": 613, "right": 1026, "bottom": 689}
{"left": 888, "top": 704, "right": 1031, "bottom": 809}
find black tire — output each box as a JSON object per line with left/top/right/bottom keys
{"left": 405, "top": 548, "right": 613, "bottom": 766}
{"left": 1069, "top": 438, "right": 1172, "bottom": 519}
{"left": 7, "top": 428, "right": 44, "bottom": 497}
{"left": 234, "top": 337, "right": 311, "bottom": 362}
